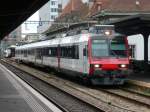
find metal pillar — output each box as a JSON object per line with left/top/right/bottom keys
{"left": 141, "top": 28, "right": 150, "bottom": 70}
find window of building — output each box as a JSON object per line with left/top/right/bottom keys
{"left": 51, "top": 15, "right": 56, "bottom": 20}
{"left": 51, "top": 1, "right": 56, "bottom": 5}
{"left": 51, "top": 8, "right": 58, "bottom": 12}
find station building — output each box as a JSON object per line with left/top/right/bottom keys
{"left": 37, "top": 0, "right": 62, "bottom": 33}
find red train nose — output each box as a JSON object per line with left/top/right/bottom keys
{"left": 102, "top": 64, "right": 118, "bottom": 70}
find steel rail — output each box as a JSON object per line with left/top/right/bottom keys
{"left": 0, "top": 60, "right": 103, "bottom": 112}
{"left": 2, "top": 59, "right": 150, "bottom": 112}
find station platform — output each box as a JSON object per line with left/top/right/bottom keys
{"left": 0, "top": 64, "right": 62, "bottom": 112}
{"left": 129, "top": 72, "right": 150, "bottom": 83}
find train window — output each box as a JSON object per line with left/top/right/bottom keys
{"left": 53, "top": 47, "right": 57, "bottom": 57}
{"left": 24, "top": 50, "right": 27, "bottom": 57}
{"left": 32, "top": 49, "right": 34, "bottom": 55}
{"left": 83, "top": 48, "right": 86, "bottom": 56}
{"left": 46, "top": 47, "right": 57, "bottom": 57}
{"left": 45, "top": 48, "right": 49, "bottom": 56}
{"left": 41, "top": 48, "right": 45, "bottom": 56}
{"left": 73, "top": 45, "right": 79, "bottom": 59}
{"left": 22, "top": 50, "right": 24, "bottom": 55}
{"left": 28, "top": 49, "right": 31, "bottom": 55}
{"left": 49, "top": 49, "right": 52, "bottom": 55}
{"left": 92, "top": 39, "right": 109, "bottom": 57}
{"left": 110, "top": 36, "right": 127, "bottom": 57}
{"left": 41, "top": 48, "right": 44, "bottom": 56}
{"left": 60, "top": 45, "right": 79, "bottom": 59}
{"left": 30, "top": 49, "right": 34, "bottom": 55}
{"left": 60, "top": 47, "right": 66, "bottom": 58}
{"left": 36, "top": 48, "right": 42, "bottom": 59}
{"left": 30, "top": 49, "right": 33, "bottom": 55}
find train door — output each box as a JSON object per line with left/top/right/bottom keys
{"left": 83, "top": 45, "right": 88, "bottom": 73}
{"left": 58, "top": 45, "right": 60, "bottom": 70}
{"left": 35, "top": 48, "right": 43, "bottom": 64}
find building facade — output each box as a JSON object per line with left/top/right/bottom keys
{"left": 23, "top": 33, "right": 40, "bottom": 43}
{"left": 0, "top": 26, "right": 21, "bottom": 57}
{"left": 3, "top": 26, "right": 21, "bottom": 46}
{"left": 37, "top": 0, "right": 62, "bottom": 33}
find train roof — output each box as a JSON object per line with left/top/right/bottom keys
{"left": 7, "top": 45, "right": 17, "bottom": 49}
{"left": 16, "top": 32, "right": 125, "bottom": 50}
{"left": 16, "top": 34, "right": 90, "bottom": 50}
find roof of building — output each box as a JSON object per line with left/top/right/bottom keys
{"left": 47, "top": 0, "right": 89, "bottom": 34}
{"left": 103, "top": 0, "right": 149, "bottom": 12}
{"left": 93, "top": 0, "right": 150, "bottom": 16}
{"left": 60, "top": 0, "right": 89, "bottom": 17}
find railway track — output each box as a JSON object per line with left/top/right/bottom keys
{"left": 98, "top": 88, "right": 150, "bottom": 109}
{"left": 0, "top": 60, "right": 103, "bottom": 112}
{"left": 1, "top": 59, "right": 150, "bottom": 112}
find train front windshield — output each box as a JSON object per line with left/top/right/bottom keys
{"left": 110, "top": 36, "right": 127, "bottom": 58}
{"left": 91, "top": 36, "right": 127, "bottom": 58}
{"left": 92, "top": 40, "right": 109, "bottom": 57}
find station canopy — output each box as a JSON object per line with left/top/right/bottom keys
{"left": 108, "top": 14, "right": 150, "bottom": 63}
{"left": 108, "top": 14, "right": 150, "bottom": 35}
{"left": 0, "top": 0, "right": 49, "bottom": 40}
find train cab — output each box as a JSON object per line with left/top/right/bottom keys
{"left": 86, "top": 25, "right": 130, "bottom": 85}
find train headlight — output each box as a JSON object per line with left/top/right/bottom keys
{"left": 94, "top": 64, "right": 100, "bottom": 68}
{"left": 104, "top": 30, "right": 112, "bottom": 36}
{"left": 105, "top": 31, "right": 110, "bottom": 35}
{"left": 120, "top": 64, "right": 127, "bottom": 68}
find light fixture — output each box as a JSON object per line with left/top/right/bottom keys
{"left": 120, "top": 64, "right": 126, "bottom": 68}
{"left": 136, "top": 1, "right": 140, "bottom": 5}
{"left": 104, "top": 30, "right": 111, "bottom": 36}
{"left": 94, "top": 64, "right": 100, "bottom": 68}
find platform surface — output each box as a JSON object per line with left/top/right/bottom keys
{"left": 0, "top": 64, "right": 61, "bottom": 112}
{"left": 129, "top": 72, "right": 150, "bottom": 83}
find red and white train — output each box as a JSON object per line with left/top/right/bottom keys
{"left": 15, "top": 25, "right": 130, "bottom": 85}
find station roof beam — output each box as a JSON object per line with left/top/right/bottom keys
{"left": 0, "top": 0, "right": 49, "bottom": 39}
